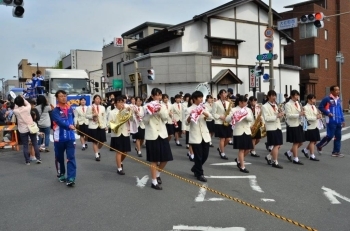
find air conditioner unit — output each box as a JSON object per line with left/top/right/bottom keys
{"left": 136, "top": 53, "right": 142, "bottom": 58}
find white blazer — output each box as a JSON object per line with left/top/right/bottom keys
{"left": 108, "top": 108, "right": 133, "bottom": 137}
{"left": 143, "top": 103, "right": 168, "bottom": 140}
{"left": 304, "top": 104, "right": 318, "bottom": 130}
{"left": 285, "top": 100, "right": 302, "bottom": 127}
{"left": 204, "top": 102, "right": 214, "bottom": 121}
{"left": 262, "top": 103, "right": 282, "bottom": 131}
{"left": 86, "top": 104, "right": 107, "bottom": 129}
{"left": 182, "top": 102, "right": 189, "bottom": 131}
{"left": 162, "top": 102, "right": 173, "bottom": 124}
{"left": 212, "top": 100, "right": 230, "bottom": 125}
{"left": 133, "top": 105, "right": 145, "bottom": 129}
{"left": 172, "top": 102, "right": 182, "bottom": 122}
{"left": 74, "top": 105, "right": 89, "bottom": 126}
{"left": 185, "top": 105, "right": 212, "bottom": 144}
{"left": 225, "top": 106, "right": 253, "bottom": 136}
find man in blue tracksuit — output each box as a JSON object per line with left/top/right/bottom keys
{"left": 316, "top": 85, "right": 345, "bottom": 157}
{"left": 51, "top": 89, "right": 77, "bottom": 186}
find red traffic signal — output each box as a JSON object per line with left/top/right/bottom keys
{"left": 314, "top": 12, "right": 324, "bottom": 28}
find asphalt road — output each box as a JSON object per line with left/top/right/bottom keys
{"left": 1, "top": 116, "right": 350, "bottom": 231}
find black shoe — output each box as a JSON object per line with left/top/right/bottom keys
{"left": 217, "top": 148, "right": 221, "bottom": 156}
{"left": 66, "top": 180, "right": 75, "bottom": 187}
{"left": 250, "top": 152, "right": 260, "bottom": 157}
{"left": 220, "top": 155, "right": 228, "bottom": 160}
{"left": 265, "top": 156, "right": 272, "bottom": 165}
{"left": 95, "top": 157, "right": 100, "bottom": 161}
{"left": 229, "top": 141, "right": 233, "bottom": 145}
{"left": 265, "top": 142, "right": 269, "bottom": 151}
{"left": 117, "top": 169, "right": 125, "bottom": 175}
{"left": 157, "top": 177, "right": 162, "bottom": 184}
{"left": 272, "top": 162, "right": 283, "bottom": 169}
{"left": 234, "top": 158, "right": 241, "bottom": 168}
{"left": 133, "top": 140, "right": 136, "bottom": 143}
{"left": 137, "top": 153, "right": 143, "bottom": 157}
{"left": 151, "top": 183, "right": 162, "bottom": 190}
{"left": 188, "top": 155, "right": 194, "bottom": 162}
{"left": 239, "top": 167, "right": 249, "bottom": 173}
{"left": 135, "top": 147, "right": 138, "bottom": 154}
{"left": 121, "top": 164, "right": 123, "bottom": 169}
{"left": 98, "top": 153, "right": 101, "bottom": 158}
{"left": 82, "top": 147, "right": 86, "bottom": 151}
{"left": 309, "top": 157, "right": 320, "bottom": 161}
{"left": 302, "top": 149, "right": 310, "bottom": 158}
{"left": 85, "top": 144, "right": 88, "bottom": 148}
{"left": 197, "top": 175, "right": 207, "bottom": 182}
{"left": 186, "top": 145, "right": 189, "bottom": 149}
{"left": 284, "top": 152, "right": 292, "bottom": 162}
{"left": 292, "top": 160, "right": 304, "bottom": 165}
{"left": 176, "top": 143, "right": 182, "bottom": 146}
{"left": 209, "top": 144, "right": 214, "bottom": 147}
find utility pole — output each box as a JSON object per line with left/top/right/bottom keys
{"left": 336, "top": 51, "right": 344, "bottom": 109}
{"left": 134, "top": 61, "right": 138, "bottom": 97}
{"left": 268, "top": 0, "right": 274, "bottom": 90}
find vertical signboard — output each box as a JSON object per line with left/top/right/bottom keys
{"left": 70, "top": 49, "right": 77, "bottom": 69}
{"left": 249, "top": 67, "right": 260, "bottom": 92}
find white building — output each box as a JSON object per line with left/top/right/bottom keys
{"left": 123, "top": 0, "right": 300, "bottom": 102}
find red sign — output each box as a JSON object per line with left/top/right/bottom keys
{"left": 250, "top": 76, "right": 256, "bottom": 87}
{"left": 114, "top": 37, "right": 123, "bottom": 47}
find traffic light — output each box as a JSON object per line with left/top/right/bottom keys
{"left": 300, "top": 12, "right": 324, "bottom": 29}
{"left": 254, "top": 64, "right": 264, "bottom": 77}
{"left": 147, "top": 69, "right": 155, "bottom": 81}
{"left": 0, "top": 0, "right": 25, "bottom": 18}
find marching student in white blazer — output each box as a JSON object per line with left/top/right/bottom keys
{"left": 247, "top": 96, "right": 263, "bottom": 158}
{"left": 185, "top": 91, "right": 212, "bottom": 182}
{"left": 261, "top": 90, "right": 284, "bottom": 169}
{"left": 74, "top": 97, "right": 89, "bottom": 150}
{"left": 284, "top": 90, "right": 306, "bottom": 165}
{"left": 108, "top": 96, "right": 134, "bottom": 175}
{"left": 86, "top": 95, "right": 107, "bottom": 161}
{"left": 225, "top": 96, "right": 253, "bottom": 173}
{"left": 143, "top": 88, "right": 173, "bottom": 190}
{"left": 182, "top": 97, "right": 195, "bottom": 161}
{"left": 301, "top": 94, "right": 321, "bottom": 161}
{"left": 106, "top": 98, "right": 115, "bottom": 134}
{"left": 204, "top": 95, "right": 215, "bottom": 147}
{"left": 132, "top": 97, "right": 145, "bottom": 157}
{"left": 212, "top": 89, "right": 232, "bottom": 160}
{"left": 162, "top": 94, "right": 175, "bottom": 141}
{"left": 172, "top": 94, "right": 183, "bottom": 146}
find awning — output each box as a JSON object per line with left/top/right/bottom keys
{"left": 205, "top": 35, "right": 245, "bottom": 44}
{"left": 211, "top": 69, "right": 243, "bottom": 85}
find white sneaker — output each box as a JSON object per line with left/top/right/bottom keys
{"left": 30, "top": 157, "right": 37, "bottom": 161}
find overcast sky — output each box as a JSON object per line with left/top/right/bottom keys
{"left": 0, "top": 0, "right": 304, "bottom": 82}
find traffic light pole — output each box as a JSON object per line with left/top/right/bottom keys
{"left": 268, "top": 0, "right": 274, "bottom": 90}
{"left": 134, "top": 61, "right": 138, "bottom": 97}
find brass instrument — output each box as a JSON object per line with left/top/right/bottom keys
{"left": 251, "top": 104, "right": 266, "bottom": 138}
{"left": 110, "top": 108, "right": 133, "bottom": 133}
{"left": 277, "top": 103, "right": 288, "bottom": 126}
{"left": 223, "top": 99, "right": 233, "bottom": 126}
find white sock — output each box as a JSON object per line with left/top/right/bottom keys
{"left": 190, "top": 154, "right": 194, "bottom": 159}
{"left": 287, "top": 150, "right": 293, "bottom": 157}
{"left": 210, "top": 142, "right": 212, "bottom": 145}
{"left": 221, "top": 152, "right": 226, "bottom": 157}
{"left": 186, "top": 144, "right": 189, "bottom": 148}
{"left": 152, "top": 179, "right": 158, "bottom": 185}
{"left": 251, "top": 150, "right": 256, "bottom": 154}
{"left": 267, "top": 154, "right": 272, "bottom": 160}
{"left": 95, "top": 153, "right": 99, "bottom": 158}
{"left": 138, "top": 151, "right": 142, "bottom": 154}
{"left": 176, "top": 141, "right": 180, "bottom": 144}
{"left": 268, "top": 145, "right": 273, "bottom": 150}
{"left": 273, "top": 159, "right": 278, "bottom": 165}
{"left": 303, "top": 148, "right": 309, "bottom": 154}
{"left": 294, "top": 157, "right": 299, "bottom": 162}
{"left": 156, "top": 171, "right": 160, "bottom": 177}
{"left": 117, "top": 168, "right": 122, "bottom": 171}
{"left": 82, "top": 143, "right": 85, "bottom": 148}
{"left": 310, "top": 154, "right": 315, "bottom": 159}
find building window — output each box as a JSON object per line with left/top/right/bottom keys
{"left": 133, "top": 31, "right": 143, "bottom": 40}
{"left": 325, "top": 30, "right": 328, "bottom": 40}
{"left": 154, "top": 29, "right": 161, "bottom": 33}
{"left": 325, "top": 58, "right": 328, "bottom": 69}
{"left": 106, "top": 62, "right": 114, "bottom": 77}
{"left": 284, "top": 57, "right": 294, "bottom": 65}
{"left": 211, "top": 43, "right": 238, "bottom": 58}
{"left": 299, "top": 23, "right": 317, "bottom": 39}
{"left": 116, "top": 62, "right": 121, "bottom": 75}
{"left": 300, "top": 54, "right": 319, "bottom": 69}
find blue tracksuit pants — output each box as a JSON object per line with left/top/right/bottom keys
{"left": 54, "top": 141, "right": 76, "bottom": 180}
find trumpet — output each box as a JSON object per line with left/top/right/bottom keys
{"left": 277, "top": 103, "right": 288, "bottom": 126}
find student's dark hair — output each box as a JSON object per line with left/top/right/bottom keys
{"left": 14, "top": 96, "right": 24, "bottom": 107}
{"left": 184, "top": 93, "right": 191, "bottom": 101}
{"left": 115, "top": 96, "right": 124, "bottom": 103}
{"left": 306, "top": 94, "right": 316, "bottom": 100}
{"left": 206, "top": 95, "right": 213, "bottom": 100}
{"left": 174, "top": 94, "right": 181, "bottom": 99}
{"left": 218, "top": 89, "right": 227, "bottom": 96}
{"left": 93, "top": 94, "right": 101, "bottom": 102}
{"left": 248, "top": 96, "right": 257, "bottom": 102}
{"left": 146, "top": 88, "right": 162, "bottom": 103}
{"left": 36, "top": 95, "right": 48, "bottom": 112}
{"left": 36, "top": 70, "right": 42, "bottom": 75}
{"left": 188, "top": 97, "right": 193, "bottom": 107}
{"left": 55, "top": 90, "right": 67, "bottom": 98}
{"left": 267, "top": 90, "right": 277, "bottom": 97}
{"left": 121, "top": 95, "right": 127, "bottom": 100}
{"left": 170, "top": 97, "right": 175, "bottom": 104}
{"left": 284, "top": 93, "right": 288, "bottom": 97}
{"left": 290, "top": 90, "right": 300, "bottom": 96}
{"left": 135, "top": 96, "right": 142, "bottom": 103}
{"left": 162, "top": 94, "right": 169, "bottom": 100}
{"left": 28, "top": 98, "right": 36, "bottom": 105}
{"left": 330, "top": 85, "right": 339, "bottom": 92}
{"left": 130, "top": 96, "right": 135, "bottom": 101}
{"left": 234, "top": 95, "right": 248, "bottom": 107}
{"left": 32, "top": 73, "right": 36, "bottom": 78}
{"left": 10, "top": 102, "right": 15, "bottom": 110}
{"left": 191, "top": 91, "right": 203, "bottom": 100}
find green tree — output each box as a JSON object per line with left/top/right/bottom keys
{"left": 53, "top": 52, "right": 66, "bottom": 69}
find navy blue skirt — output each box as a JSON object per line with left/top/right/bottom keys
{"left": 233, "top": 133, "right": 253, "bottom": 150}
{"left": 286, "top": 125, "right": 305, "bottom": 143}
{"left": 88, "top": 127, "right": 107, "bottom": 143}
{"left": 132, "top": 127, "right": 145, "bottom": 140}
{"left": 146, "top": 136, "right": 173, "bottom": 162}
{"left": 110, "top": 135, "right": 131, "bottom": 153}
{"left": 206, "top": 120, "right": 215, "bottom": 134}
{"left": 266, "top": 129, "right": 283, "bottom": 146}
{"left": 215, "top": 124, "right": 232, "bottom": 138}
{"left": 305, "top": 128, "right": 320, "bottom": 142}
{"left": 166, "top": 123, "right": 174, "bottom": 136}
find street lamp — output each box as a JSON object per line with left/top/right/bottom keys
{"left": 27, "top": 62, "right": 39, "bottom": 71}
{"left": 336, "top": 51, "right": 344, "bottom": 109}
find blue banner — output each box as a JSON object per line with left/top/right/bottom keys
{"left": 66, "top": 95, "right": 91, "bottom": 110}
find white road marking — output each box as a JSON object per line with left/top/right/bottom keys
{"left": 194, "top": 184, "right": 225, "bottom": 202}
{"left": 322, "top": 186, "right": 350, "bottom": 204}
{"left": 135, "top": 175, "right": 149, "bottom": 188}
{"left": 205, "top": 176, "right": 264, "bottom": 193}
{"left": 261, "top": 198, "right": 276, "bottom": 202}
{"left": 210, "top": 162, "right": 251, "bottom": 166}
{"left": 171, "top": 225, "right": 245, "bottom": 231}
